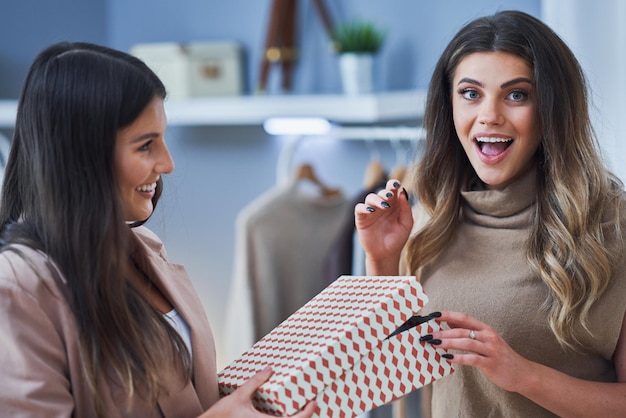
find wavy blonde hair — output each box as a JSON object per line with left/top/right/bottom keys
{"left": 406, "top": 11, "right": 624, "bottom": 350}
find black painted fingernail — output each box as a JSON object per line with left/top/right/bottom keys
{"left": 429, "top": 311, "right": 442, "bottom": 318}
{"left": 393, "top": 181, "right": 400, "bottom": 188}
{"left": 442, "top": 353, "right": 454, "bottom": 360}
{"left": 386, "top": 192, "right": 393, "bottom": 198}
{"left": 427, "top": 339, "right": 442, "bottom": 345}
{"left": 366, "top": 206, "right": 376, "bottom": 212}
{"left": 381, "top": 201, "right": 390, "bottom": 209}
{"left": 402, "top": 187, "right": 409, "bottom": 200}
{"left": 419, "top": 334, "right": 433, "bottom": 342}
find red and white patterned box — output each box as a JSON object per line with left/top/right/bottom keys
{"left": 218, "top": 275, "right": 454, "bottom": 417}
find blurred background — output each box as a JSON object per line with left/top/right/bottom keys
{"left": 1, "top": 0, "right": 624, "bottom": 376}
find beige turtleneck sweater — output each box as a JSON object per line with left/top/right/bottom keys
{"left": 418, "top": 168, "right": 626, "bottom": 417}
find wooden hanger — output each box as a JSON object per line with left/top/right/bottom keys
{"left": 389, "top": 139, "right": 410, "bottom": 188}
{"left": 294, "top": 163, "right": 342, "bottom": 197}
{"left": 363, "top": 138, "right": 387, "bottom": 190}
{"left": 363, "top": 159, "right": 387, "bottom": 190}
{"left": 389, "top": 164, "right": 407, "bottom": 184}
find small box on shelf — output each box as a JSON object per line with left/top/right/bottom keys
{"left": 130, "top": 41, "right": 244, "bottom": 99}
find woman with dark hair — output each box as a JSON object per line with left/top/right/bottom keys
{"left": 0, "top": 42, "right": 315, "bottom": 418}
{"left": 356, "top": 10, "right": 626, "bottom": 417}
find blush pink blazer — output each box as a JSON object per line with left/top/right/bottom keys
{"left": 0, "top": 226, "right": 219, "bottom": 417}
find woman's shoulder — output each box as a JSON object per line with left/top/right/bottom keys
{"left": 602, "top": 188, "right": 626, "bottom": 249}
{"left": 603, "top": 189, "right": 626, "bottom": 294}
{"left": 0, "top": 245, "right": 67, "bottom": 311}
{"left": 617, "top": 188, "right": 626, "bottom": 222}
{"left": 0, "top": 245, "right": 56, "bottom": 285}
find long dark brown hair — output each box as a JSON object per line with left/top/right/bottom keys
{"left": 0, "top": 42, "right": 190, "bottom": 414}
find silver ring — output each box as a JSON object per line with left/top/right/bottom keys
{"left": 469, "top": 330, "right": 476, "bottom": 340}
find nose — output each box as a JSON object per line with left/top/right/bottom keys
{"left": 477, "top": 98, "right": 504, "bottom": 126}
{"left": 157, "top": 141, "right": 175, "bottom": 174}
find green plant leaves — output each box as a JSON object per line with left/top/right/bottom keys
{"left": 332, "top": 20, "right": 386, "bottom": 54}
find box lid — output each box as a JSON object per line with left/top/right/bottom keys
{"left": 218, "top": 275, "right": 427, "bottom": 415}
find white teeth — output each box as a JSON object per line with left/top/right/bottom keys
{"left": 476, "top": 136, "right": 512, "bottom": 143}
{"left": 136, "top": 182, "right": 157, "bottom": 192}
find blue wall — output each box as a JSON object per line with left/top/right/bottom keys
{"left": 0, "top": 0, "right": 107, "bottom": 98}
{"left": 2, "top": 0, "right": 540, "bottom": 97}
{"left": 107, "top": 0, "right": 540, "bottom": 95}
{"left": 0, "top": 0, "right": 541, "bottom": 367}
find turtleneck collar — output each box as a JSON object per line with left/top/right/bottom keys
{"left": 461, "top": 166, "right": 538, "bottom": 228}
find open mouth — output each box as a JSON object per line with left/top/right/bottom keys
{"left": 476, "top": 136, "right": 513, "bottom": 156}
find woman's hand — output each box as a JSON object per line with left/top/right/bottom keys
{"left": 354, "top": 179, "right": 414, "bottom": 275}
{"left": 431, "top": 311, "right": 626, "bottom": 416}
{"left": 429, "top": 311, "right": 531, "bottom": 392}
{"left": 202, "top": 367, "right": 316, "bottom": 418}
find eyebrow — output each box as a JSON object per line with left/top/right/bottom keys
{"left": 129, "top": 132, "right": 160, "bottom": 144}
{"left": 457, "top": 77, "right": 533, "bottom": 89}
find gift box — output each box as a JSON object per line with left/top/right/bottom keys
{"left": 218, "top": 275, "right": 454, "bottom": 417}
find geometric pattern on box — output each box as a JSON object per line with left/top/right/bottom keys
{"left": 218, "top": 275, "right": 455, "bottom": 417}
{"left": 316, "top": 320, "right": 454, "bottom": 417}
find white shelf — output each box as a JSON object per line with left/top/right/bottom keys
{"left": 0, "top": 90, "right": 425, "bottom": 129}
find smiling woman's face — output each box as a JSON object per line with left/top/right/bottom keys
{"left": 114, "top": 97, "right": 174, "bottom": 222}
{"left": 452, "top": 51, "right": 541, "bottom": 190}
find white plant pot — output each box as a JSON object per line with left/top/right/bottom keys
{"left": 339, "top": 53, "right": 374, "bottom": 95}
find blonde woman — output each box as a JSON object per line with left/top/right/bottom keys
{"left": 356, "top": 10, "right": 626, "bottom": 417}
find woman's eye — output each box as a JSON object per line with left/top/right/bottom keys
{"left": 139, "top": 140, "right": 152, "bottom": 151}
{"left": 508, "top": 90, "right": 528, "bottom": 101}
{"left": 460, "top": 88, "right": 480, "bottom": 100}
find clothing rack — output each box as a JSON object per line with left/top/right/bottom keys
{"left": 275, "top": 125, "right": 426, "bottom": 185}
{"left": 273, "top": 124, "right": 425, "bottom": 418}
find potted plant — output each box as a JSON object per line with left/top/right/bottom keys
{"left": 332, "top": 20, "right": 386, "bottom": 95}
